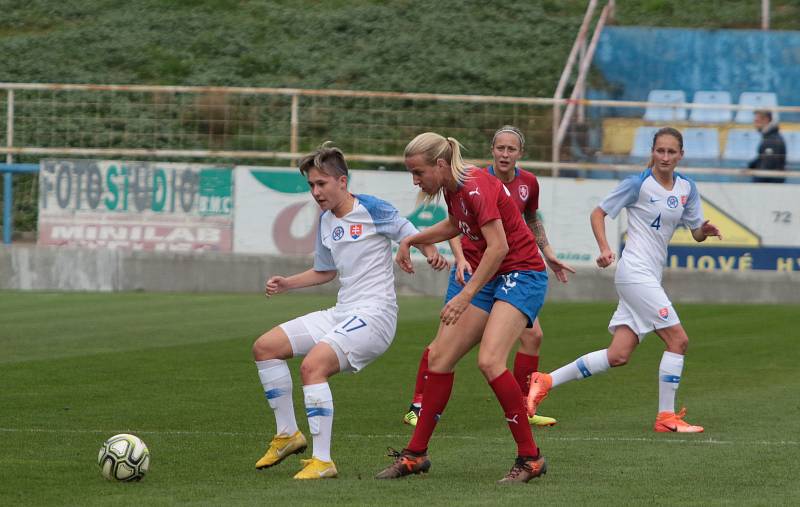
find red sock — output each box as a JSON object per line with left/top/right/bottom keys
{"left": 513, "top": 352, "right": 539, "bottom": 394}
{"left": 411, "top": 348, "right": 429, "bottom": 405}
{"left": 489, "top": 369, "right": 539, "bottom": 457}
{"left": 407, "top": 370, "right": 453, "bottom": 454}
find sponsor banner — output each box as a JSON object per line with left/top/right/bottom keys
{"left": 622, "top": 181, "right": 800, "bottom": 271}
{"left": 38, "top": 159, "right": 233, "bottom": 251}
{"left": 667, "top": 246, "right": 800, "bottom": 271}
{"left": 233, "top": 167, "right": 448, "bottom": 256}
{"left": 233, "top": 167, "right": 613, "bottom": 267}
{"left": 538, "top": 178, "right": 619, "bottom": 266}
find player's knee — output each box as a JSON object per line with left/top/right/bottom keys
{"left": 607, "top": 350, "right": 630, "bottom": 367}
{"left": 252, "top": 330, "right": 279, "bottom": 361}
{"left": 298, "top": 359, "right": 318, "bottom": 383}
{"left": 670, "top": 335, "right": 689, "bottom": 354}
{"left": 476, "top": 354, "right": 503, "bottom": 380}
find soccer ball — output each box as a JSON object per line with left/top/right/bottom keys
{"left": 97, "top": 434, "right": 150, "bottom": 481}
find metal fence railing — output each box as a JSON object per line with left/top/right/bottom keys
{"left": 3, "top": 81, "right": 800, "bottom": 241}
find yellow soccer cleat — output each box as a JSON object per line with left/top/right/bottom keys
{"left": 654, "top": 408, "right": 704, "bottom": 433}
{"left": 402, "top": 408, "right": 419, "bottom": 427}
{"left": 528, "top": 414, "right": 557, "bottom": 427}
{"left": 255, "top": 431, "right": 308, "bottom": 469}
{"left": 293, "top": 457, "right": 338, "bottom": 479}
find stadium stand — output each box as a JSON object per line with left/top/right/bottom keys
{"left": 643, "top": 90, "right": 687, "bottom": 121}
{"left": 630, "top": 126, "right": 660, "bottom": 158}
{"left": 690, "top": 91, "right": 733, "bottom": 123}
{"left": 682, "top": 128, "right": 720, "bottom": 159}
{"left": 722, "top": 128, "right": 761, "bottom": 160}
{"left": 735, "top": 92, "right": 779, "bottom": 123}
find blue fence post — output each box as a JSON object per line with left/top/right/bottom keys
{"left": 2, "top": 171, "right": 11, "bottom": 245}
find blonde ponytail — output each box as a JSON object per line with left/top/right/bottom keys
{"left": 405, "top": 132, "right": 470, "bottom": 204}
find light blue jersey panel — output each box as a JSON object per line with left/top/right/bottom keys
{"left": 677, "top": 174, "right": 704, "bottom": 230}
{"left": 356, "top": 194, "right": 418, "bottom": 242}
{"left": 313, "top": 212, "right": 336, "bottom": 271}
{"left": 599, "top": 169, "right": 650, "bottom": 219}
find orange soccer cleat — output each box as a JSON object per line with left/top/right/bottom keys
{"left": 497, "top": 455, "right": 548, "bottom": 484}
{"left": 654, "top": 408, "right": 704, "bottom": 433}
{"left": 526, "top": 372, "right": 553, "bottom": 417}
{"left": 374, "top": 448, "right": 431, "bottom": 479}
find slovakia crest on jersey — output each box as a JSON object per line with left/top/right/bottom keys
{"left": 518, "top": 185, "right": 529, "bottom": 201}
{"left": 667, "top": 196, "right": 679, "bottom": 209}
{"left": 658, "top": 307, "right": 669, "bottom": 320}
{"left": 680, "top": 195, "right": 688, "bottom": 205}
{"left": 350, "top": 224, "right": 362, "bottom": 239}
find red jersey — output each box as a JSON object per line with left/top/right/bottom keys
{"left": 485, "top": 165, "right": 540, "bottom": 217}
{"left": 444, "top": 168, "right": 545, "bottom": 275}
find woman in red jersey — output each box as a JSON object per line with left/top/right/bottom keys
{"left": 375, "top": 132, "right": 555, "bottom": 483}
{"left": 401, "top": 126, "right": 574, "bottom": 429}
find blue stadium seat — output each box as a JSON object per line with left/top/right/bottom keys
{"left": 643, "top": 90, "right": 687, "bottom": 121}
{"left": 689, "top": 91, "right": 732, "bottom": 123}
{"left": 723, "top": 129, "right": 760, "bottom": 161}
{"left": 735, "top": 92, "right": 779, "bottom": 124}
{"left": 784, "top": 131, "right": 800, "bottom": 163}
{"left": 682, "top": 128, "right": 720, "bottom": 159}
{"left": 630, "top": 126, "right": 660, "bottom": 158}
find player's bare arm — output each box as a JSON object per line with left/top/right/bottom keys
{"left": 526, "top": 210, "right": 575, "bottom": 283}
{"left": 265, "top": 269, "right": 337, "bottom": 297}
{"left": 590, "top": 206, "right": 615, "bottom": 268}
{"left": 691, "top": 220, "right": 722, "bottom": 242}
{"left": 396, "top": 218, "right": 460, "bottom": 273}
{"left": 415, "top": 243, "right": 449, "bottom": 271}
{"left": 448, "top": 236, "right": 472, "bottom": 284}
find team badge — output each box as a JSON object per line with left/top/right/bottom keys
{"left": 350, "top": 224, "right": 362, "bottom": 239}
{"left": 680, "top": 195, "right": 688, "bottom": 205}
{"left": 658, "top": 307, "right": 669, "bottom": 320}
{"left": 332, "top": 226, "right": 344, "bottom": 241}
{"left": 460, "top": 198, "right": 469, "bottom": 217}
{"left": 518, "top": 185, "right": 529, "bottom": 201}
{"left": 667, "top": 196, "right": 679, "bottom": 209}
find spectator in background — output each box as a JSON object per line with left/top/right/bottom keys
{"left": 749, "top": 110, "right": 786, "bottom": 183}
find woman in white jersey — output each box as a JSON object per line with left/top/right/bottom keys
{"left": 251, "top": 143, "right": 446, "bottom": 480}
{"left": 527, "top": 127, "right": 721, "bottom": 433}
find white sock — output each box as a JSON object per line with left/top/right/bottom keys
{"left": 256, "top": 359, "right": 298, "bottom": 436}
{"left": 303, "top": 382, "right": 334, "bottom": 462}
{"left": 658, "top": 351, "right": 684, "bottom": 414}
{"left": 550, "top": 349, "right": 611, "bottom": 388}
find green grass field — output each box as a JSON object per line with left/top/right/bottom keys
{"left": 1, "top": 291, "right": 798, "bottom": 506}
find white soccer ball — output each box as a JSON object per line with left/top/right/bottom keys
{"left": 97, "top": 433, "right": 150, "bottom": 481}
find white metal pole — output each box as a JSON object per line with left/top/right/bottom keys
{"left": 762, "top": 0, "right": 770, "bottom": 30}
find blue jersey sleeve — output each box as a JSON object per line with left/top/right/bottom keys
{"left": 681, "top": 178, "right": 704, "bottom": 230}
{"left": 356, "top": 194, "right": 419, "bottom": 242}
{"left": 313, "top": 214, "right": 336, "bottom": 271}
{"left": 599, "top": 170, "right": 648, "bottom": 219}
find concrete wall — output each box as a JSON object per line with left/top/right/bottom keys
{"left": 1, "top": 245, "right": 797, "bottom": 304}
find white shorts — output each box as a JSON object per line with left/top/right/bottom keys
{"left": 608, "top": 283, "right": 681, "bottom": 341}
{"left": 279, "top": 305, "right": 397, "bottom": 373}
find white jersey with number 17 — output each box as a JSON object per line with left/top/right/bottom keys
{"left": 313, "top": 193, "right": 419, "bottom": 311}
{"left": 600, "top": 169, "right": 704, "bottom": 284}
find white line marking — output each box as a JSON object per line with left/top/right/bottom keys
{"left": 0, "top": 428, "right": 796, "bottom": 447}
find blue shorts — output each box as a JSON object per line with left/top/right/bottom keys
{"left": 444, "top": 267, "right": 548, "bottom": 327}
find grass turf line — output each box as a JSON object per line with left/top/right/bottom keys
{"left": 1, "top": 292, "right": 798, "bottom": 506}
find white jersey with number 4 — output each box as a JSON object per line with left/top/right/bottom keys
{"left": 313, "top": 194, "right": 418, "bottom": 311}
{"left": 600, "top": 169, "right": 704, "bottom": 284}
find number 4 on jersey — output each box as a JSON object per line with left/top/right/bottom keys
{"left": 650, "top": 213, "right": 662, "bottom": 230}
